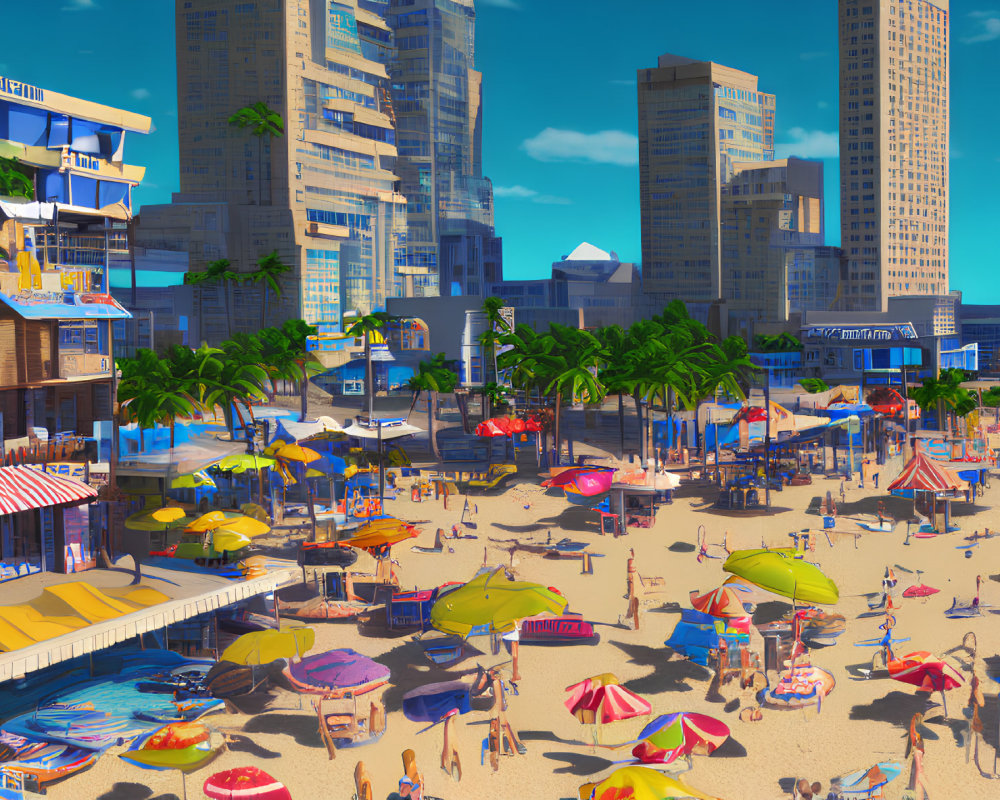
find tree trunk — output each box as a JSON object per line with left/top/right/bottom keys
{"left": 365, "top": 333, "right": 374, "bottom": 419}
{"left": 632, "top": 391, "right": 645, "bottom": 463}
{"left": 428, "top": 391, "right": 441, "bottom": 459}
{"left": 553, "top": 393, "right": 562, "bottom": 466}
{"left": 407, "top": 390, "right": 420, "bottom": 418}
{"left": 299, "top": 376, "right": 308, "bottom": 422}
{"left": 618, "top": 392, "right": 625, "bottom": 460}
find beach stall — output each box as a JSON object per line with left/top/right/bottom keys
{"left": 887, "top": 452, "right": 964, "bottom": 534}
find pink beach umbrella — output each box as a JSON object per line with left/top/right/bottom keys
{"left": 565, "top": 674, "right": 651, "bottom": 725}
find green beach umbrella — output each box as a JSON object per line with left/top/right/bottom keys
{"left": 722, "top": 549, "right": 839, "bottom": 605}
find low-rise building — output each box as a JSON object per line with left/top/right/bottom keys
{"left": 0, "top": 76, "right": 149, "bottom": 576}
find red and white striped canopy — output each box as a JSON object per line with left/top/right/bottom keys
{"left": 886, "top": 452, "right": 963, "bottom": 494}
{"left": 0, "top": 465, "right": 98, "bottom": 515}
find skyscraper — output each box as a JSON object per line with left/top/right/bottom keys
{"left": 637, "top": 54, "right": 774, "bottom": 320}
{"left": 387, "top": 0, "right": 501, "bottom": 297}
{"left": 838, "top": 0, "right": 949, "bottom": 311}
{"left": 141, "top": 0, "right": 408, "bottom": 340}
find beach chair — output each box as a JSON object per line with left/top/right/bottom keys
{"left": 353, "top": 761, "right": 373, "bottom": 800}
{"left": 466, "top": 463, "right": 517, "bottom": 491}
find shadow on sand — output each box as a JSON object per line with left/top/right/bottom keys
{"left": 242, "top": 712, "right": 324, "bottom": 748}
{"left": 96, "top": 785, "right": 180, "bottom": 800}
{"left": 542, "top": 750, "right": 615, "bottom": 776}
{"left": 608, "top": 641, "right": 710, "bottom": 695}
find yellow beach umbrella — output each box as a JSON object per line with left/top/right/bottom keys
{"left": 125, "top": 509, "right": 193, "bottom": 532}
{"left": 186, "top": 511, "right": 230, "bottom": 532}
{"left": 152, "top": 507, "right": 187, "bottom": 523}
{"left": 212, "top": 530, "right": 252, "bottom": 553}
{"left": 217, "top": 454, "right": 276, "bottom": 474}
{"left": 216, "top": 516, "right": 270, "bottom": 538}
{"left": 579, "top": 767, "right": 723, "bottom": 800}
{"left": 171, "top": 471, "right": 216, "bottom": 490}
{"left": 275, "top": 443, "right": 321, "bottom": 463}
{"left": 220, "top": 626, "right": 316, "bottom": 665}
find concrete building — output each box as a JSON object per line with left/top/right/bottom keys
{"left": 387, "top": 0, "right": 501, "bottom": 297}
{"left": 958, "top": 303, "right": 1000, "bottom": 377}
{"left": 138, "top": 0, "right": 409, "bottom": 341}
{"left": 0, "top": 76, "right": 149, "bottom": 575}
{"left": 801, "top": 292, "right": 972, "bottom": 385}
{"left": 837, "top": 0, "right": 949, "bottom": 311}
{"left": 488, "top": 242, "right": 652, "bottom": 329}
{"left": 637, "top": 53, "right": 775, "bottom": 321}
{"left": 721, "top": 158, "right": 841, "bottom": 337}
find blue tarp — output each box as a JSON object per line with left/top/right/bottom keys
{"left": 664, "top": 608, "right": 749, "bottom": 667}
{"left": 0, "top": 292, "right": 131, "bottom": 320}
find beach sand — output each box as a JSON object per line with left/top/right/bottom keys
{"left": 47, "top": 469, "right": 1000, "bottom": 800}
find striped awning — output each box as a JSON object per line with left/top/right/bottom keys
{"left": 886, "top": 453, "right": 964, "bottom": 494}
{"left": 0, "top": 465, "right": 98, "bottom": 514}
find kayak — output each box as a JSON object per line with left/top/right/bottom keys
{"left": 0, "top": 730, "right": 99, "bottom": 788}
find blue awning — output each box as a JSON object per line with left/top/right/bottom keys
{"left": 0, "top": 292, "right": 131, "bottom": 320}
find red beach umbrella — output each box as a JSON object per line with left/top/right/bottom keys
{"left": 889, "top": 651, "right": 964, "bottom": 716}
{"left": 616, "top": 712, "right": 731, "bottom": 766}
{"left": 565, "top": 673, "right": 651, "bottom": 725}
{"left": 689, "top": 586, "right": 749, "bottom": 619}
{"left": 204, "top": 767, "right": 292, "bottom": 800}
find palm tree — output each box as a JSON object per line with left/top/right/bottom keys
{"left": 478, "top": 296, "right": 509, "bottom": 419}
{"left": 911, "top": 368, "right": 976, "bottom": 435}
{"left": 207, "top": 340, "right": 270, "bottom": 436}
{"left": 259, "top": 320, "right": 321, "bottom": 421}
{"left": 409, "top": 353, "right": 458, "bottom": 460}
{"left": 245, "top": 250, "right": 292, "bottom": 329}
{"left": 229, "top": 101, "right": 284, "bottom": 205}
{"left": 345, "top": 312, "right": 399, "bottom": 419}
{"left": 598, "top": 325, "right": 644, "bottom": 460}
{"left": 184, "top": 258, "right": 240, "bottom": 341}
{"left": 117, "top": 349, "right": 199, "bottom": 448}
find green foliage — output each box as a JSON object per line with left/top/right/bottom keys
{"left": 245, "top": 250, "right": 291, "bottom": 298}
{"left": 798, "top": 378, "right": 830, "bottom": 394}
{"left": 184, "top": 258, "right": 239, "bottom": 287}
{"left": 0, "top": 157, "right": 33, "bottom": 200}
{"left": 410, "top": 352, "right": 458, "bottom": 394}
{"left": 911, "top": 368, "right": 976, "bottom": 417}
{"left": 752, "top": 332, "right": 804, "bottom": 353}
{"left": 980, "top": 387, "right": 1000, "bottom": 408}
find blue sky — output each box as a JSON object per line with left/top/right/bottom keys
{"left": 6, "top": 1, "right": 1000, "bottom": 298}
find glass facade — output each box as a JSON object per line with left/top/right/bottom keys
{"left": 387, "top": 0, "right": 500, "bottom": 296}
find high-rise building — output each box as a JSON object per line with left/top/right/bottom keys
{"left": 721, "top": 158, "right": 841, "bottom": 337}
{"left": 637, "top": 54, "right": 775, "bottom": 319}
{"left": 139, "top": 0, "right": 409, "bottom": 340}
{"left": 838, "top": 0, "right": 949, "bottom": 311}
{"left": 387, "top": 0, "right": 501, "bottom": 297}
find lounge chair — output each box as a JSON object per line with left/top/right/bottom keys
{"left": 466, "top": 464, "right": 517, "bottom": 491}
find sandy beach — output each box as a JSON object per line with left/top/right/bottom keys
{"left": 43, "top": 453, "right": 1000, "bottom": 800}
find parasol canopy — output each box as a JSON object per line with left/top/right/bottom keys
{"left": 220, "top": 626, "right": 315, "bottom": 665}
{"left": 217, "top": 454, "right": 276, "bottom": 473}
{"left": 171, "top": 471, "right": 216, "bottom": 490}
{"left": 215, "top": 516, "right": 270, "bottom": 538}
{"left": 723, "top": 549, "right": 839, "bottom": 605}
{"left": 564, "top": 673, "right": 651, "bottom": 725}
{"left": 125, "top": 507, "right": 193, "bottom": 532}
{"left": 338, "top": 518, "right": 419, "bottom": 553}
{"left": 689, "top": 586, "right": 750, "bottom": 619}
{"left": 579, "top": 766, "right": 723, "bottom": 800}
{"left": 185, "top": 511, "right": 230, "bottom": 532}
{"left": 274, "top": 443, "right": 321, "bottom": 464}
{"left": 623, "top": 712, "right": 731, "bottom": 765}
{"left": 204, "top": 767, "right": 292, "bottom": 800}
{"left": 285, "top": 648, "right": 390, "bottom": 694}
{"left": 888, "top": 651, "right": 964, "bottom": 693}
{"left": 430, "top": 567, "right": 568, "bottom": 636}
{"left": 211, "top": 530, "right": 252, "bottom": 553}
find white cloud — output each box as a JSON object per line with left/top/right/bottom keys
{"left": 130, "top": 88, "right": 151, "bottom": 100}
{"left": 494, "top": 185, "right": 536, "bottom": 198}
{"left": 62, "top": 0, "right": 97, "bottom": 9}
{"left": 493, "top": 184, "right": 571, "bottom": 205}
{"left": 478, "top": 0, "right": 519, "bottom": 7}
{"left": 521, "top": 128, "right": 638, "bottom": 167}
{"left": 774, "top": 127, "right": 839, "bottom": 159}
{"left": 963, "top": 11, "right": 1000, "bottom": 43}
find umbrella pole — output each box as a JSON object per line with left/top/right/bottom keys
{"left": 181, "top": 772, "right": 187, "bottom": 800}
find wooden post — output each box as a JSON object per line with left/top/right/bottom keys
{"left": 441, "top": 712, "right": 461, "bottom": 780}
